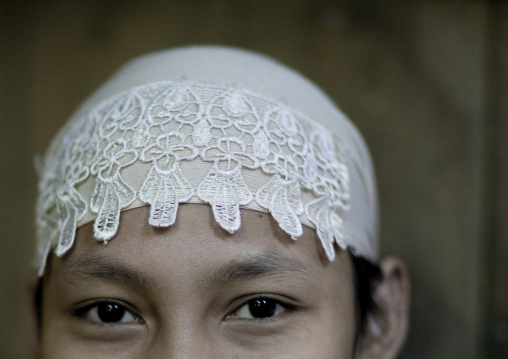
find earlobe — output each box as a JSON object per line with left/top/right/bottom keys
{"left": 355, "top": 257, "right": 410, "bottom": 359}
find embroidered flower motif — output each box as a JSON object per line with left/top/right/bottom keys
{"left": 90, "top": 173, "right": 136, "bottom": 241}
{"left": 201, "top": 136, "right": 257, "bottom": 170}
{"left": 330, "top": 211, "right": 347, "bottom": 250}
{"left": 305, "top": 196, "right": 337, "bottom": 260}
{"left": 132, "top": 121, "right": 150, "bottom": 148}
{"left": 313, "top": 130, "right": 336, "bottom": 164}
{"left": 303, "top": 152, "right": 318, "bottom": 183}
{"left": 223, "top": 91, "right": 249, "bottom": 117}
{"left": 89, "top": 139, "right": 138, "bottom": 240}
{"left": 100, "top": 92, "right": 143, "bottom": 137}
{"left": 53, "top": 161, "right": 89, "bottom": 255}
{"left": 308, "top": 130, "right": 348, "bottom": 200}
{"left": 139, "top": 165, "right": 193, "bottom": 227}
{"left": 256, "top": 174, "right": 304, "bottom": 238}
{"left": 197, "top": 164, "right": 252, "bottom": 233}
{"left": 260, "top": 107, "right": 307, "bottom": 179}
{"left": 193, "top": 117, "right": 211, "bottom": 146}
{"left": 147, "top": 84, "right": 198, "bottom": 125}
{"left": 141, "top": 132, "right": 197, "bottom": 172}
{"left": 55, "top": 188, "right": 87, "bottom": 256}
{"left": 91, "top": 138, "right": 138, "bottom": 177}
{"left": 277, "top": 108, "right": 299, "bottom": 137}
{"left": 163, "top": 86, "right": 192, "bottom": 110}
{"left": 198, "top": 137, "right": 257, "bottom": 232}
{"left": 265, "top": 107, "right": 306, "bottom": 154}
{"left": 253, "top": 130, "right": 270, "bottom": 159}
{"left": 139, "top": 133, "right": 196, "bottom": 227}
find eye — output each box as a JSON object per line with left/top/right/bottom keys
{"left": 75, "top": 301, "right": 139, "bottom": 324}
{"left": 232, "top": 297, "right": 288, "bottom": 320}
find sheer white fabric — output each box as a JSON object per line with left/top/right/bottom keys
{"left": 35, "top": 80, "right": 351, "bottom": 275}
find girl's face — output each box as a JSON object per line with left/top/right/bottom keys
{"left": 39, "top": 204, "right": 359, "bottom": 358}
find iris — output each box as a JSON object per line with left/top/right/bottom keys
{"left": 96, "top": 303, "right": 126, "bottom": 323}
{"left": 248, "top": 298, "right": 278, "bottom": 318}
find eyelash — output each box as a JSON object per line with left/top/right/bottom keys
{"left": 72, "top": 295, "right": 297, "bottom": 326}
{"left": 225, "top": 296, "right": 297, "bottom": 322}
{"left": 73, "top": 300, "right": 141, "bottom": 326}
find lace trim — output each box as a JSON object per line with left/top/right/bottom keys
{"left": 35, "top": 80, "right": 350, "bottom": 273}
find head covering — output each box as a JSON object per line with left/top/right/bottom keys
{"left": 35, "top": 46, "right": 378, "bottom": 276}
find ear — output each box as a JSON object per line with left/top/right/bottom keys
{"left": 355, "top": 257, "right": 410, "bottom": 359}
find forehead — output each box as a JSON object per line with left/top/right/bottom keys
{"left": 48, "top": 205, "right": 354, "bottom": 294}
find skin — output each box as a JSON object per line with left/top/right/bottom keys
{"left": 39, "top": 204, "right": 409, "bottom": 358}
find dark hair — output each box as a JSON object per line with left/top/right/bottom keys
{"left": 352, "top": 254, "right": 382, "bottom": 335}
{"left": 34, "top": 278, "right": 43, "bottom": 335}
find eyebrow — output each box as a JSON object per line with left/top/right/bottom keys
{"left": 61, "top": 250, "right": 314, "bottom": 293}
{"left": 202, "top": 250, "right": 314, "bottom": 290}
{"left": 62, "top": 254, "right": 155, "bottom": 293}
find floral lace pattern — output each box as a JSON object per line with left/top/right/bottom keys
{"left": 35, "top": 80, "right": 350, "bottom": 274}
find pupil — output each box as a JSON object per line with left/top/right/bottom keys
{"left": 248, "top": 299, "right": 277, "bottom": 318}
{"left": 97, "top": 303, "right": 125, "bottom": 323}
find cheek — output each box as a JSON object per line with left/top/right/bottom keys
{"left": 39, "top": 308, "right": 144, "bottom": 359}
{"left": 309, "top": 293, "right": 357, "bottom": 358}
{"left": 40, "top": 335, "right": 141, "bottom": 359}
{"left": 250, "top": 298, "right": 356, "bottom": 359}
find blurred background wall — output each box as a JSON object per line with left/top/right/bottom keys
{"left": 0, "top": 1, "right": 506, "bottom": 358}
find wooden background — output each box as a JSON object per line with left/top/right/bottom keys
{"left": 1, "top": 1, "right": 507, "bottom": 358}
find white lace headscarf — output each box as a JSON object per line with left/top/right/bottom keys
{"left": 35, "top": 46, "right": 379, "bottom": 276}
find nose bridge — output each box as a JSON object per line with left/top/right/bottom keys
{"left": 148, "top": 314, "right": 217, "bottom": 359}
{"left": 168, "top": 324, "right": 207, "bottom": 359}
